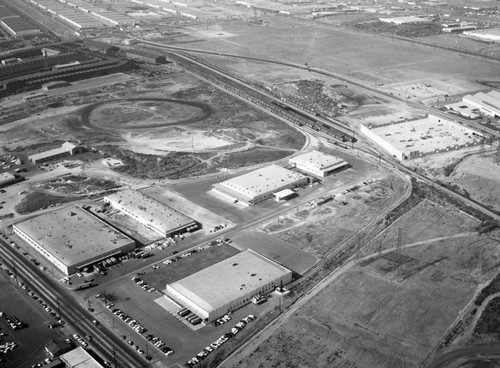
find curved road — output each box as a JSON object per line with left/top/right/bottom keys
{"left": 428, "top": 343, "right": 500, "bottom": 368}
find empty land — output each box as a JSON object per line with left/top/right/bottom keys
{"left": 227, "top": 204, "right": 500, "bottom": 368}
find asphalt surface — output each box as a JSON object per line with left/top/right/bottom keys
{"left": 428, "top": 343, "right": 500, "bottom": 368}
{"left": 0, "top": 234, "right": 151, "bottom": 368}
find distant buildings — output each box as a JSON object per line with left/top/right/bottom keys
{"left": 166, "top": 249, "right": 292, "bottom": 322}
{"left": 0, "top": 5, "right": 41, "bottom": 37}
{"left": 379, "top": 16, "right": 430, "bottom": 24}
{"left": 13, "top": 206, "right": 135, "bottom": 275}
{"left": 125, "top": 49, "right": 167, "bottom": 64}
{"left": 104, "top": 189, "right": 198, "bottom": 237}
{"left": 464, "top": 28, "right": 500, "bottom": 42}
{"left": 28, "top": 142, "right": 81, "bottom": 164}
{"left": 289, "top": 150, "right": 348, "bottom": 178}
{"left": 212, "top": 165, "right": 308, "bottom": 205}
{"left": 462, "top": 90, "right": 500, "bottom": 117}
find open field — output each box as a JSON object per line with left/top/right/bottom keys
{"left": 359, "top": 199, "right": 481, "bottom": 257}
{"left": 0, "top": 69, "right": 306, "bottom": 180}
{"left": 408, "top": 149, "right": 500, "bottom": 214}
{"left": 182, "top": 17, "right": 500, "bottom": 95}
{"left": 228, "top": 215, "right": 500, "bottom": 368}
{"left": 264, "top": 172, "right": 407, "bottom": 258}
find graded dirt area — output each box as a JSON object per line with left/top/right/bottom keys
{"left": 228, "top": 203, "right": 500, "bottom": 368}
{"left": 408, "top": 149, "right": 500, "bottom": 213}
{"left": 0, "top": 69, "right": 306, "bottom": 180}
{"left": 262, "top": 171, "right": 407, "bottom": 258}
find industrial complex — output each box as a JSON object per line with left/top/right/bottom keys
{"left": 104, "top": 189, "right": 198, "bottom": 238}
{"left": 361, "top": 115, "right": 486, "bottom": 160}
{"left": 13, "top": 206, "right": 135, "bottom": 275}
{"left": 212, "top": 165, "right": 308, "bottom": 205}
{"left": 289, "top": 150, "right": 348, "bottom": 178}
{"left": 166, "top": 249, "right": 292, "bottom": 322}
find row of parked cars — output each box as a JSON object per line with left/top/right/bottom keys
{"left": 111, "top": 308, "right": 147, "bottom": 334}
{"left": 72, "top": 334, "right": 89, "bottom": 348}
{"left": 144, "top": 334, "right": 173, "bottom": 357}
{"left": 131, "top": 276, "right": 156, "bottom": 293}
{"left": 185, "top": 314, "right": 256, "bottom": 367}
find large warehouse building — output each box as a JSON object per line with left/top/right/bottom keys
{"left": 166, "top": 249, "right": 292, "bottom": 322}
{"left": 28, "top": 142, "right": 81, "bottom": 164}
{"left": 360, "top": 114, "right": 485, "bottom": 160}
{"left": 289, "top": 150, "right": 348, "bottom": 178}
{"left": 462, "top": 90, "right": 500, "bottom": 117}
{"left": 212, "top": 165, "right": 308, "bottom": 205}
{"left": 13, "top": 206, "right": 135, "bottom": 275}
{"left": 104, "top": 189, "right": 198, "bottom": 237}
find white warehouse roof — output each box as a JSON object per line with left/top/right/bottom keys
{"left": 215, "top": 165, "right": 306, "bottom": 202}
{"left": 104, "top": 189, "right": 196, "bottom": 236}
{"left": 289, "top": 150, "right": 348, "bottom": 172}
{"left": 167, "top": 249, "right": 292, "bottom": 315}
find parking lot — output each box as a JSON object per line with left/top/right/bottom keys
{"left": 84, "top": 242, "right": 286, "bottom": 365}
{"left": 0, "top": 271, "right": 63, "bottom": 368}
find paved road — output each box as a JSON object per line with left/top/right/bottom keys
{"left": 428, "top": 343, "right": 500, "bottom": 368}
{"left": 0, "top": 235, "right": 150, "bottom": 368}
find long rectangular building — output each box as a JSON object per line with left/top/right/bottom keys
{"left": 289, "top": 150, "right": 348, "bottom": 177}
{"left": 13, "top": 206, "right": 135, "bottom": 275}
{"left": 166, "top": 249, "right": 292, "bottom": 322}
{"left": 104, "top": 189, "right": 198, "bottom": 237}
{"left": 212, "top": 165, "right": 307, "bottom": 205}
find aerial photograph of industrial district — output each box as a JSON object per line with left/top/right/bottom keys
{"left": 1, "top": 0, "right": 500, "bottom": 367}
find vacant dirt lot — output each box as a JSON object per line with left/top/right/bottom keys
{"left": 263, "top": 172, "right": 407, "bottom": 258}
{"left": 409, "top": 149, "right": 500, "bottom": 214}
{"left": 229, "top": 211, "right": 500, "bottom": 368}
{"left": 0, "top": 69, "right": 306, "bottom": 180}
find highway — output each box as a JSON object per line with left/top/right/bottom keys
{"left": 0, "top": 234, "right": 151, "bottom": 368}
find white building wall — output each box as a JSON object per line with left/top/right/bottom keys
{"left": 360, "top": 124, "right": 405, "bottom": 160}
{"left": 13, "top": 225, "right": 69, "bottom": 275}
{"left": 166, "top": 272, "right": 292, "bottom": 321}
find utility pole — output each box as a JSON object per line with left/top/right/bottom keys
{"left": 112, "top": 349, "right": 117, "bottom": 368}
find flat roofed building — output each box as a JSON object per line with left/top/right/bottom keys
{"left": 361, "top": 114, "right": 485, "bottom": 161}
{"left": 13, "top": 206, "right": 135, "bottom": 275}
{"left": 59, "top": 347, "right": 104, "bottom": 368}
{"left": 462, "top": 90, "right": 500, "bottom": 117}
{"left": 28, "top": 142, "right": 80, "bottom": 164}
{"left": 166, "top": 249, "right": 292, "bottom": 321}
{"left": 104, "top": 189, "right": 198, "bottom": 237}
{"left": 212, "top": 165, "right": 307, "bottom": 205}
{"left": 0, "top": 17, "right": 41, "bottom": 37}
{"left": 289, "top": 150, "right": 348, "bottom": 177}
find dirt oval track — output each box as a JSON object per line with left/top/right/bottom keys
{"left": 78, "top": 97, "right": 213, "bottom": 130}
